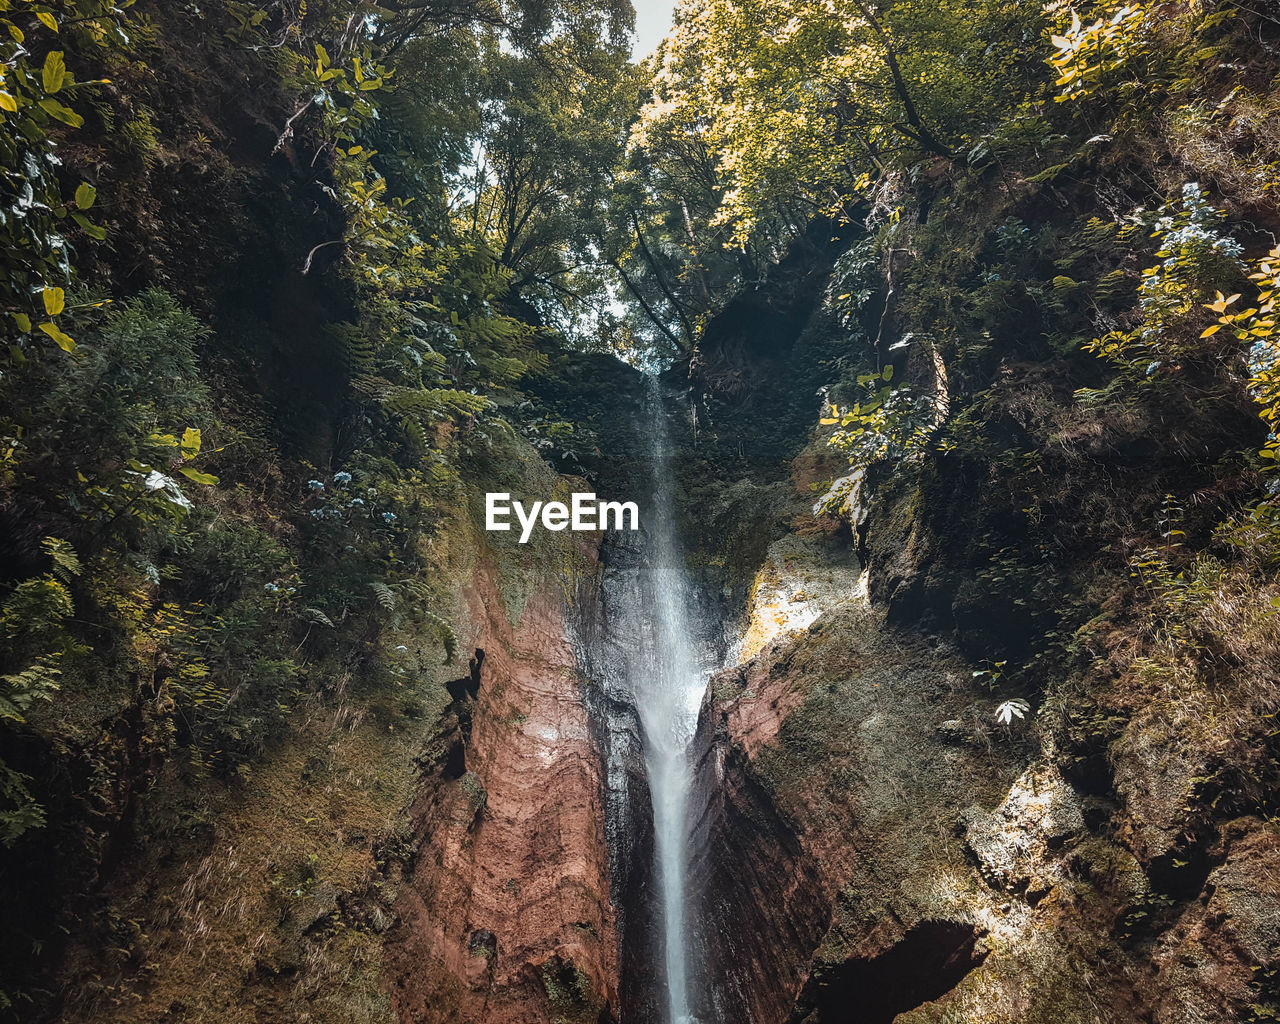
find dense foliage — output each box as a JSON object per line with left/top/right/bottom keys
{"left": 625, "top": 0, "right": 1280, "bottom": 652}
{"left": 0, "top": 0, "right": 632, "bottom": 1012}
{"left": 4, "top": 0, "right": 1280, "bottom": 1019}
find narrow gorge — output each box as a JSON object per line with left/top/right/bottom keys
{"left": 4, "top": 2, "right": 1280, "bottom": 1024}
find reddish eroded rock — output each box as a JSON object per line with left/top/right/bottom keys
{"left": 384, "top": 559, "right": 618, "bottom": 1024}
{"left": 693, "top": 596, "right": 1027, "bottom": 1024}
{"left": 720, "top": 646, "right": 813, "bottom": 760}
{"left": 698, "top": 572, "right": 1280, "bottom": 1024}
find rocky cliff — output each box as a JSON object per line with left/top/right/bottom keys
{"left": 689, "top": 483, "right": 1280, "bottom": 1024}
{"left": 385, "top": 553, "right": 620, "bottom": 1024}
{"left": 659, "top": 172, "right": 1280, "bottom": 1020}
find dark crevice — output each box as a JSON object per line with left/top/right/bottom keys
{"left": 435, "top": 648, "right": 486, "bottom": 779}
{"left": 445, "top": 648, "right": 484, "bottom": 703}
{"left": 789, "top": 921, "right": 988, "bottom": 1024}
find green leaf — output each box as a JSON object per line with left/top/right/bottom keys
{"left": 71, "top": 212, "right": 106, "bottom": 240}
{"left": 42, "top": 288, "right": 65, "bottom": 315}
{"left": 37, "top": 321, "right": 76, "bottom": 352}
{"left": 178, "top": 467, "right": 218, "bottom": 486}
{"left": 882, "top": 364, "right": 894, "bottom": 382}
{"left": 12, "top": 313, "right": 31, "bottom": 333}
{"left": 180, "top": 427, "right": 201, "bottom": 458}
{"left": 42, "top": 51, "right": 66, "bottom": 94}
{"left": 37, "top": 97, "right": 83, "bottom": 128}
{"left": 74, "top": 183, "right": 96, "bottom": 209}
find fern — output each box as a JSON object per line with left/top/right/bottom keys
{"left": 41, "top": 537, "right": 81, "bottom": 584}
{"left": 1, "top": 576, "right": 73, "bottom": 641}
{"left": 383, "top": 387, "right": 489, "bottom": 421}
{"left": 0, "top": 760, "right": 46, "bottom": 845}
{"left": 369, "top": 580, "right": 397, "bottom": 611}
{"left": 381, "top": 579, "right": 456, "bottom": 664}
{"left": 0, "top": 659, "right": 60, "bottom": 724}
{"left": 331, "top": 323, "right": 376, "bottom": 374}
{"left": 351, "top": 373, "right": 396, "bottom": 401}
{"left": 301, "top": 607, "right": 334, "bottom": 629}
{"left": 422, "top": 610, "right": 457, "bottom": 665}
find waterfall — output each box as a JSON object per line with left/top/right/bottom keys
{"left": 635, "top": 375, "right": 709, "bottom": 1024}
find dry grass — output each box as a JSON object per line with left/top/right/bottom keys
{"left": 53, "top": 699, "right": 441, "bottom": 1024}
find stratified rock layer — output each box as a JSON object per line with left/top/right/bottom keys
{"left": 385, "top": 559, "right": 619, "bottom": 1024}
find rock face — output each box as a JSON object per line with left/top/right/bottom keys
{"left": 692, "top": 528, "right": 1027, "bottom": 1023}
{"left": 685, "top": 518, "right": 1280, "bottom": 1024}
{"left": 384, "top": 557, "right": 619, "bottom": 1024}
{"left": 566, "top": 528, "right": 660, "bottom": 1023}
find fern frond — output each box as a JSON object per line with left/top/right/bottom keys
{"left": 330, "top": 323, "right": 376, "bottom": 374}
{"left": 351, "top": 374, "right": 397, "bottom": 400}
{"left": 421, "top": 611, "right": 457, "bottom": 665}
{"left": 383, "top": 388, "right": 489, "bottom": 421}
{"left": 391, "top": 578, "right": 431, "bottom": 604}
{"left": 0, "top": 761, "right": 46, "bottom": 845}
{"left": 1, "top": 658, "right": 61, "bottom": 724}
{"left": 41, "top": 537, "right": 81, "bottom": 584}
{"left": 301, "top": 607, "right": 334, "bottom": 629}
{"left": 369, "top": 580, "right": 397, "bottom": 611}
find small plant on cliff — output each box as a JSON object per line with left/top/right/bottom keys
{"left": 820, "top": 365, "right": 935, "bottom": 475}
{"left": 994, "top": 697, "right": 1031, "bottom": 726}
{"left": 1077, "top": 184, "right": 1246, "bottom": 409}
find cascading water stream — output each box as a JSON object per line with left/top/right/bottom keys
{"left": 635, "top": 376, "right": 709, "bottom": 1024}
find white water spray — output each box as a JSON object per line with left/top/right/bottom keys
{"left": 636, "top": 377, "right": 708, "bottom": 1024}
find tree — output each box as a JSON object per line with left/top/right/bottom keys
{"left": 465, "top": 26, "right": 637, "bottom": 338}
{"left": 626, "top": 0, "right": 1044, "bottom": 248}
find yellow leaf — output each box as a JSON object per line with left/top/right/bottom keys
{"left": 181, "top": 427, "right": 201, "bottom": 458}
{"left": 42, "top": 50, "right": 65, "bottom": 93}
{"left": 38, "top": 97, "right": 82, "bottom": 127}
{"left": 1200, "top": 324, "right": 1222, "bottom": 338}
{"left": 0, "top": 91, "right": 16, "bottom": 112}
{"left": 179, "top": 467, "right": 218, "bottom": 486}
{"left": 42, "top": 287, "right": 65, "bottom": 315}
{"left": 37, "top": 321, "right": 75, "bottom": 352}
{"left": 35, "top": 11, "right": 57, "bottom": 31}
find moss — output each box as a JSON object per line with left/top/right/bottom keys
{"left": 540, "top": 956, "right": 605, "bottom": 1024}
{"left": 50, "top": 704, "right": 427, "bottom": 1024}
